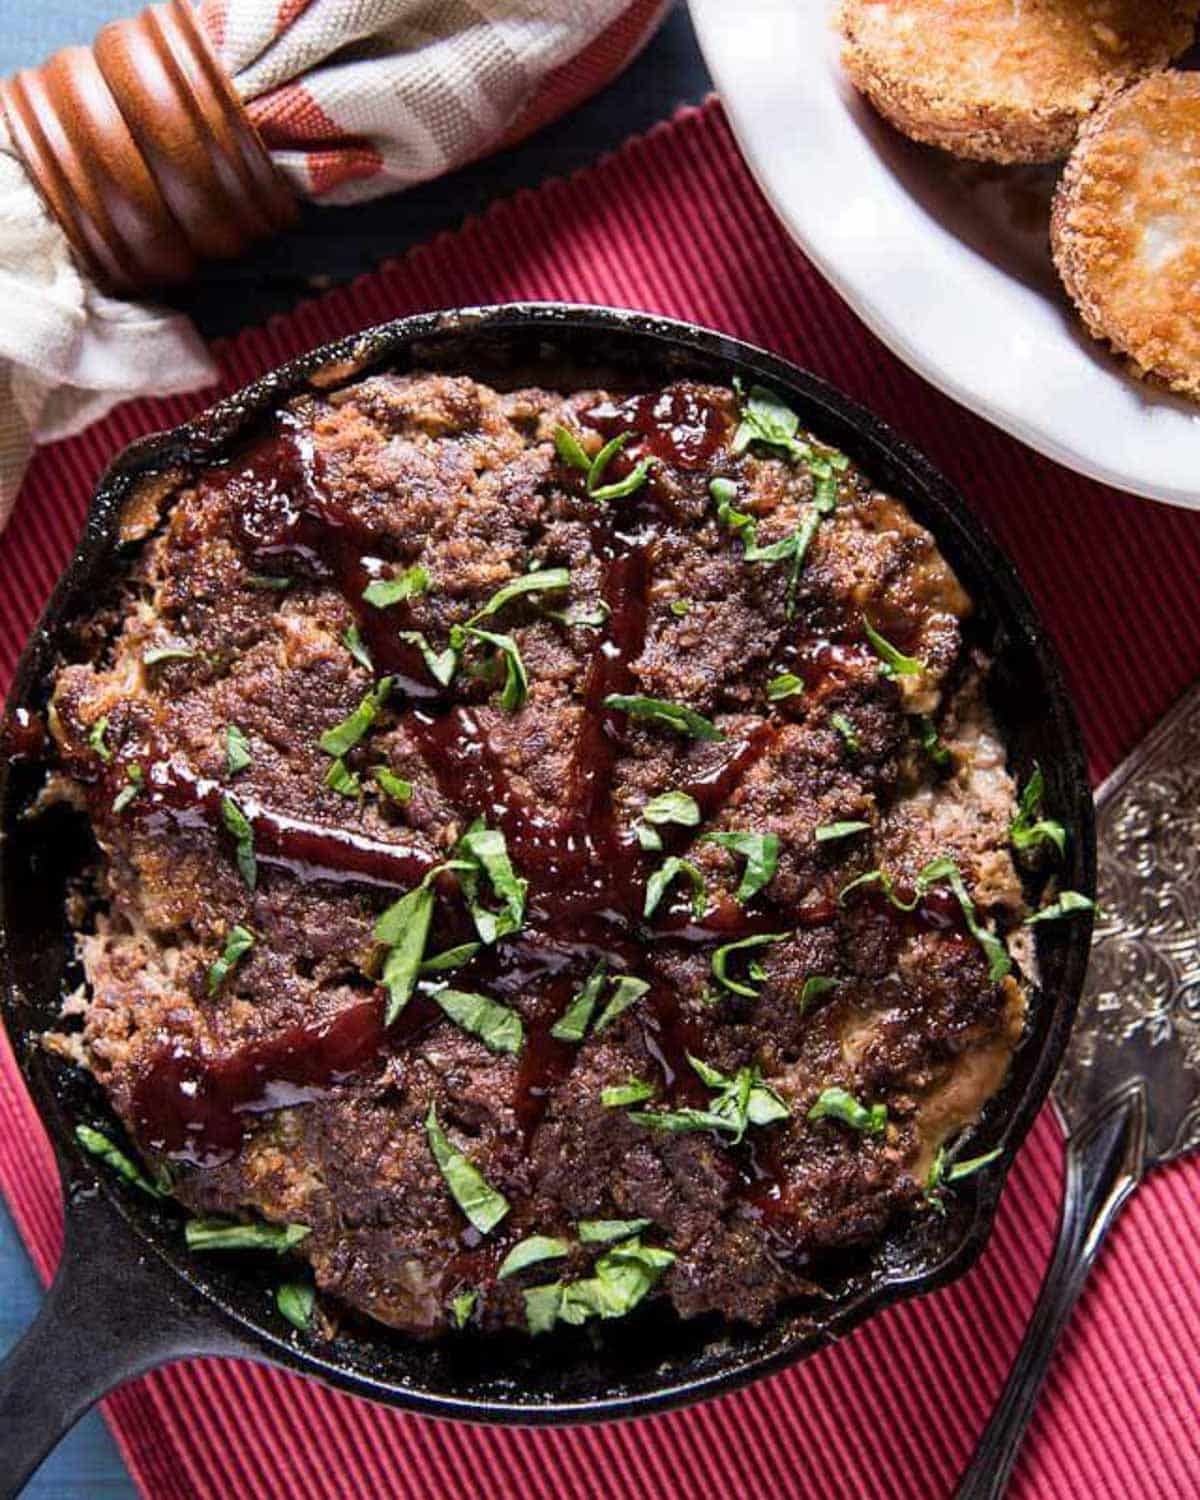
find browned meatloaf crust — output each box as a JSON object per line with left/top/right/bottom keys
{"left": 48, "top": 371, "right": 1030, "bottom": 1338}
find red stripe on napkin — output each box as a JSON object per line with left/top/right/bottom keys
{"left": 2, "top": 98, "right": 1198, "bottom": 1500}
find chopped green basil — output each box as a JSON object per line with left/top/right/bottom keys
{"left": 225, "top": 724, "right": 251, "bottom": 776}
{"left": 463, "top": 625, "right": 528, "bottom": 712}
{"left": 74, "top": 1123, "right": 164, "bottom": 1198}
{"left": 831, "top": 712, "right": 860, "bottom": 753}
{"left": 375, "top": 882, "right": 435, "bottom": 1023}
{"left": 207, "top": 924, "right": 254, "bottom": 996}
{"left": 397, "top": 630, "right": 458, "bottom": 687}
{"left": 636, "top": 824, "right": 663, "bottom": 851}
{"left": 88, "top": 716, "right": 112, "bottom": 763}
{"left": 644, "top": 857, "right": 706, "bottom": 919}
{"left": 700, "top": 830, "right": 780, "bottom": 904}
{"left": 1010, "top": 764, "right": 1067, "bottom": 859}
{"left": 185, "top": 1218, "right": 310, "bottom": 1253}
{"left": 373, "top": 766, "right": 412, "bottom": 803}
{"left": 711, "top": 931, "right": 790, "bottom": 997}
{"left": 630, "top": 1057, "right": 788, "bottom": 1144}
{"left": 470, "top": 567, "right": 571, "bottom": 624}
{"left": 431, "top": 987, "right": 523, "bottom": 1055}
{"left": 604, "top": 693, "right": 724, "bottom": 742}
{"left": 862, "top": 616, "right": 922, "bottom": 678}
{"left": 917, "top": 857, "right": 1012, "bottom": 981}
{"left": 601, "top": 1079, "right": 656, "bottom": 1108}
{"left": 767, "top": 673, "right": 804, "bottom": 702}
{"left": 343, "top": 624, "right": 373, "bottom": 672}
{"left": 548, "top": 598, "right": 609, "bottom": 629}
{"left": 1025, "top": 891, "right": 1095, "bottom": 925}
{"left": 143, "top": 644, "right": 195, "bottom": 667}
{"left": 455, "top": 821, "right": 527, "bottom": 943}
{"left": 245, "top": 573, "right": 292, "bottom": 592}
{"left": 807, "top": 1086, "right": 886, "bottom": 1136}
{"left": 670, "top": 598, "right": 692, "bottom": 618}
{"left": 799, "top": 976, "right": 838, "bottom": 1011}
{"left": 449, "top": 1288, "right": 477, "bottom": 1329}
{"left": 276, "top": 1281, "right": 315, "bottom": 1332}
{"left": 523, "top": 1238, "right": 675, "bottom": 1334}
{"left": 497, "top": 1235, "right": 571, "bottom": 1280}
{"left": 731, "top": 385, "right": 810, "bottom": 462}
{"left": 112, "top": 763, "right": 144, "bottom": 814}
{"left": 318, "top": 678, "right": 392, "bottom": 757}
{"left": 642, "top": 790, "right": 701, "bottom": 828}
{"left": 362, "top": 564, "right": 429, "bottom": 609}
{"left": 815, "top": 820, "right": 870, "bottom": 845}
{"left": 420, "top": 941, "right": 481, "bottom": 973}
{"left": 591, "top": 456, "right": 653, "bottom": 503}
{"left": 554, "top": 423, "right": 591, "bottom": 471}
{"left": 593, "top": 976, "right": 651, "bottom": 1034}
{"left": 917, "top": 715, "right": 950, "bottom": 768}
{"left": 325, "top": 757, "right": 362, "bottom": 798}
{"left": 220, "top": 793, "right": 257, "bottom": 889}
{"left": 425, "top": 1104, "right": 509, "bottom": 1235}
{"left": 550, "top": 962, "right": 608, "bottom": 1042}
{"left": 926, "top": 1144, "right": 1003, "bottom": 1210}
{"left": 577, "top": 1217, "right": 653, "bottom": 1244}
{"left": 553, "top": 425, "right": 652, "bottom": 501}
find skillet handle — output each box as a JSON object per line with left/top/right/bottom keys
{"left": 0, "top": 1175, "right": 242, "bottom": 1499}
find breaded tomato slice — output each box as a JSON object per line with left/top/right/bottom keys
{"left": 837, "top": 0, "right": 1198, "bottom": 163}
{"left": 1053, "top": 72, "right": 1200, "bottom": 400}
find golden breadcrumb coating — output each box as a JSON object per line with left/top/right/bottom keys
{"left": 837, "top": 0, "right": 1199, "bottom": 164}
{"left": 1052, "top": 71, "right": 1200, "bottom": 400}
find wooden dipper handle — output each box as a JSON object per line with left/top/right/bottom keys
{"left": 0, "top": 0, "right": 296, "bottom": 294}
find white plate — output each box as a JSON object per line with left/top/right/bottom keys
{"left": 689, "top": 0, "right": 1200, "bottom": 509}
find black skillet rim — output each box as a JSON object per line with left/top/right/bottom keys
{"left": 0, "top": 302, "right": 1095, "bottom": 1424}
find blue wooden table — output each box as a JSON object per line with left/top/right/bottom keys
{"left": 0, "top": 4, "right": 710, "bottom": 1494}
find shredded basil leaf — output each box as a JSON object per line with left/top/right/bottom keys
{"left": 550, "top": 962, "right": 608, "bottom": 1042}
{"left": 420, "top": 941, "right": 480, "bottom": 973}
{"left": 276, "top": 1281, "right": 315, "bottom": 1332}
{"left": 917, "top": 857, "right": 1012, "bottom": 981}
{"left": 397, "top": 630, "right": 459, "bottom": 687}
{"left": 373, "top": 766, "right": 412, "bottom": 803}
{"left": 318, "top": 678, "right": 392, "bottom": 757}
{"left": 577, "top": 1217, "right": 653, "bottom": 1244}
{"left": 593, "top": 975, "right": 651, "bottom": 1035}
{"left": 143, "top": 644, "right": 195, "bottom": 667}
{"left": 225, "top": 724, "right": 251, "bottom": 776}
{"left": 604, "top": 693, "right": 724, "bottom": 742}
{"left": 807, "top": 1086, "right": 886, "bottom": 1136}
{"left": 701, "top": 831, "right": 780, "bottom": 903}
{"left": 362, "top": 564, "right": 429, "bottom": 609}
{"left": 343, "top": 624, "right": 373, "bottom": 672}
{"left": 553, "top": 424, "right": 591, "bottom": 471}
{"left": 449, "top": 1288, "right": 477, "bottom": 1329}
{"left": 524, "top": 1238, "right": 675, "bottom": 1334}
{"left": 325, "top": 757, "right": 362, "bottom": 798}
{"left": 767, "top": 673, "right": 804, "bottom": 702}
{"left": 431, "top": 987, "right": 524, "bottom": 1055}
{"left": 731, "top": 385, "right": 810, "bottom": 462}
{"left": 711, "top": 931, "right": 790, "bottom": 997}
{"left": 670, "top": 598, "right": 692, "bottom": 618}
{"left": 455, "top": 821, "right": 527, "bottom": 943}
{"left": 831, "top": 712, "right": 860, "bottom": 753}
{"left": 799, "top": 976, "right": 838, "bottom": 1011}
{"left": 553, "top": 425, "right": 652, "bottom": 501}
{"left": 630, "top": 1057, "right": 788, "bottom": 1143}
{"left": 926, "top": 1144, "right": 1003, "bottom": 1210}
{"left": 601, "top": 1079, "right": 656, "bottom": 1108}
{"left": 815, "top": 820, "right": 870, "bottom": 844}
{"left": 74, "top": 1124, "right": 165, "bottom": 1198}
{"left": 425, "top": 1104, "right": 509, "bottom": 1235}
{"left": 1009, "top": 764, "right": 1067, "bottom": 859}
{"left": 112, "top": 763, "right": 144, "bottom": 815}
{"left": 644, "top": 857, "right": 706, "bottom": 919}
{"left": 470, "top": 567, "right": 571, "bottom": 624}
{"left": 89, "top": 716, "right": 112, "bottom": 762}
{"left": 375, "top": 883, "right": 435, "bottom": 1023}
{"left": 862, "top": 616, "right": 923, "bottom": 678}
{"left": 185, "top": 1218, "right": 311, "bottom": 1253}
{"left": 220, "top": 793, "right": 257, "bottom": 889}
{"left": 207, "top": 924, "right": 254, "bottom": 996}
{"left": 498, "top": 1236, "right": 571, "bottom": 1280}
{"left": 1025, "top": 891, "right": 1095, "bottom": 925}
{"left": 642, "top": 790, "right": 701, "bottom": 828}
{"left": 917, "top": 715, "right": 950, "bottom": 768}
{"left": 462, "top": 625, "right": 528, "bottom": 711}
{"left": 246, "top": 573, "right": 292, "bottom": 592}
{"left": 591, "top": 457, "right": 654, "bottom": 503}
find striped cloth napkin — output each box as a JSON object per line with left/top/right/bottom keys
{"left": 0, "top": 0, "right": 666, "bottom": 529}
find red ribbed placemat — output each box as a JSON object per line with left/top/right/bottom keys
{"left": 3, "top": 99, "right": 1199, "bottom": 1500}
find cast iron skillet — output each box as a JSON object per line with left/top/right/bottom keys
{"left": 0, "top": 305, "right": 1094, "bottom": 1494}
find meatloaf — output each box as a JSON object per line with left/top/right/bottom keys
{"left": 47, "top": 370, "right": 1035, "bottom": 1339}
